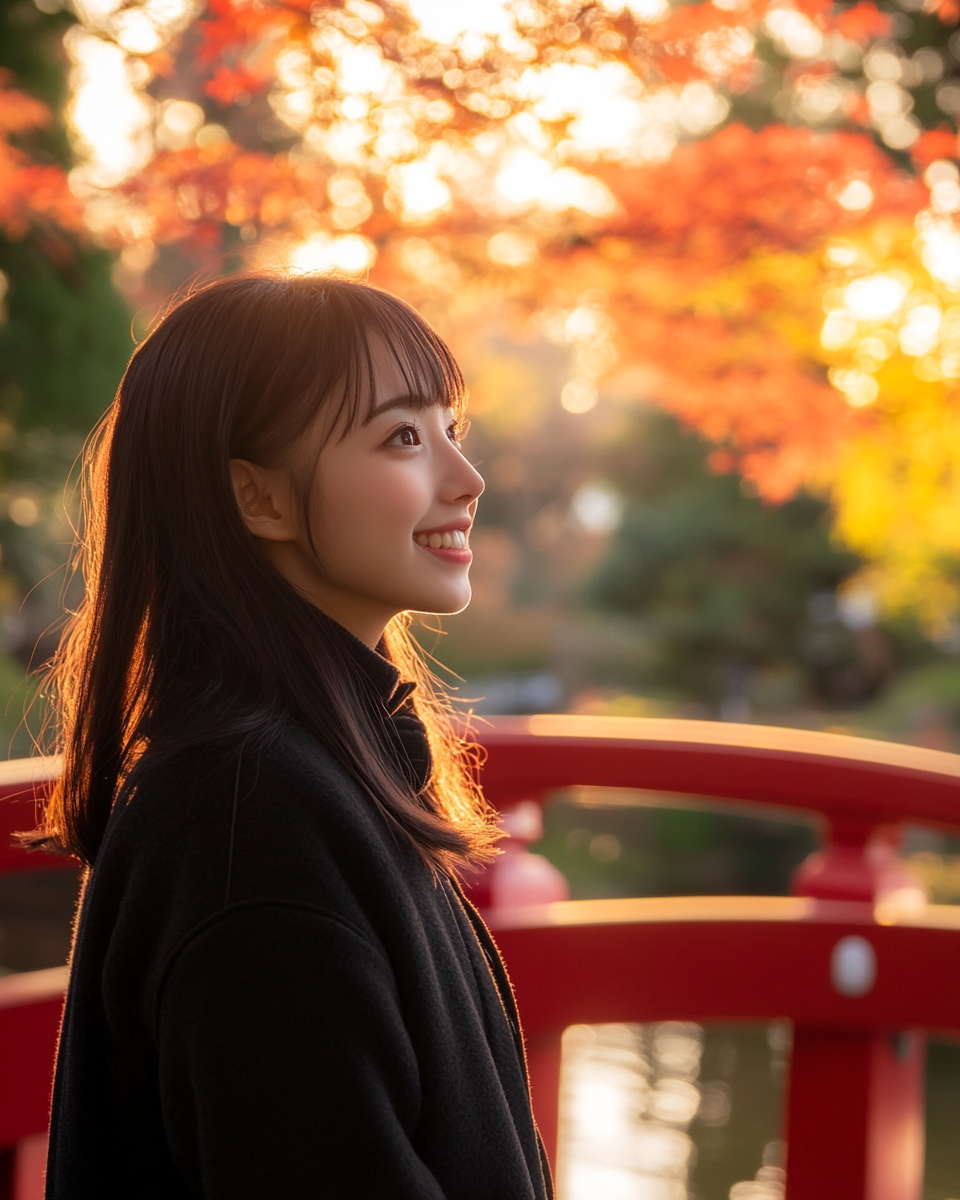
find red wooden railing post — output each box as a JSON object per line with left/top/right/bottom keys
{"left": 525, "top": 1032, "right": 562, "bottom": 1174}
{"left": 786, "top": 822, "right": 926, "bottom": 1200}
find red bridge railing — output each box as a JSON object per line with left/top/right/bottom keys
{"left": 0, "top": 718, "right": 958, "bottom": 1199}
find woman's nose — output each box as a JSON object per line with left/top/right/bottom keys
{"left": 438, "top": 433, "right": 483, "bottom": 503}
{"left": 458, "top": 456, "right": 484, "bottom": 503}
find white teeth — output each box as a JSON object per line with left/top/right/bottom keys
{"left": 414, "top": 529, "right": 468, "bottom": 549}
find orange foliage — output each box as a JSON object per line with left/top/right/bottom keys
{"left": 912, "top": 127, "right": 960, "bottom": 166}
{"left": 197, "top": 0, "right": 314, "bottom": 88}
{"left": 548, "top": 246, "right": 855, "bottom": 502}
{"left": 0, "top": 70, "right": 81, "bottom": 239}
{"left": 116, "top": 140, "right": 338, "bottom": 249}
{"left": 495, "top": 123, "right": 923, "bottom": 499}
{"left": 629, "top": 326, "right": 852, "bottom": 502}
{"left": 832, "top": 1, "right": 893, "bottom": 43}
{"left": 205, "top": 62, "right": 267, "bottom": 106}
{"left": 593, "top": 124, "right": 924, "bottom": 267}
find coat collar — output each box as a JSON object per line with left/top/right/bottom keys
{"left": 321, "top": 613, "right": 433, "bottom": 794}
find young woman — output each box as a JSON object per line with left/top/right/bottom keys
{"left": 40, "top": 273, "right": 553, "bottom": 1199}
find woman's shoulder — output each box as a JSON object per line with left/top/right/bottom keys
{"left": 89, "top": 716, "right": 415, "bottom": 958}
{"left": 108, "top": 716, "right": 382, "bottom": 861}
{"left": 132, "top": 716, "right": 348, "bottom": 802}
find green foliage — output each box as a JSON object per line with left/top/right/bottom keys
{"left": 588, "top": 409, "right": 864, "bottom": 706}
{"left": 0, "top": 236, "right": 131, "bottom": 433}
{"left": 0, "top": 0, "right": 132, "bottom": 436}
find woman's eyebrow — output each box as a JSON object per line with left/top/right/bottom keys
{"left": 364, "top": 393, "right": 436, "bottom": 423}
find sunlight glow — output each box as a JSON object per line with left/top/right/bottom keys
{"left": 829, "top": 367, "right": 880, "bottom": 407}
{"left": 899, "top": 304, "right": 942, "bottom": 356}
{"left": 931, "top": 182, "right": 960, "bottom": 214}
{"left": 571, "top": 484, "right": 623, "bottom": 534}
{"left": 65, "top": 30, "right": 154, "bottom": 188}
{"left": 288, "top": 233, "right": 376, "bottom": 274}
{"left": 925, "top": 161, "right": 960, "bottom": 216}
{"left": 518, "top": 62, "right": 728, "bottom": 163}
{"left": 821, "top": 222, "right": 960, "bottom": 413}
{"left": 156, "top": 99, "right": 204, "bottom": 151}
{"left": 763, "top": 7, "right": 824, "bottom": 59}
{"left": 402, "top": 0, "right": 512, "bottom": 44}
{"left": 837, "top": 180, "right": 874, "bottom": 213}
{"left": 821, "top": 310, "right": 858, "bottom": 350}
{"left": 487, "top": 231, "right": 538, "bottom": 266}
{"left": 389, "top": 161, "right": 453, "bottom": 220}
{"left": 337, "top": 42, "right": 393, "bottom": 96}
{"left": 66, "top": 0, "right": 201, "bottom": 195}
{"left": 696, "top": 25, "right": 755, "bottom": 77}
{"left": 919, "top": 219, "right": 960, "bottom": 288}
{"left": 561, "top": 379, "right": 599, "bottom": 413}
{"left": 600, "top": 0, "right": 671, "bottom": 19}
{"left": 825, "top": 242, "right": 860, "bottom": 268}
{"left": 844, "top": 274, "right": 908, "bottom": 321}
{"left": 520, "top": 62, "right": 646, "bottom": 156}
{"left": 495, "top": 150, "right": 618, "bottom": 215}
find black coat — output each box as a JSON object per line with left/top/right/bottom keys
{"left": 46, "top": 635, "right": 553, "bottom": 1200}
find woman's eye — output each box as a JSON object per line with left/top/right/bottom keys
{"left": 390, "top": 425, "right": 421, "bottom": 447}
{"left": 447, "top": 424, "right": 462, "bottom": 446}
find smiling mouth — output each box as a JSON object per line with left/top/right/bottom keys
{"left": 414, "top": 529, "right": 468, "bottom": 550}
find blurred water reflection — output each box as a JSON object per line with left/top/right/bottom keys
{"left": 557, "top": 1022, "right": 702, "bottom": 1200}
{"left": 557, "top": 1023, "right": 792, "bottom": 1200}
{"left": 558, "top": 1021, "right": 960, "bottom": 1198}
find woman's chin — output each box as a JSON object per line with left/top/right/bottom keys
{"left": 409, "top": 585, "right": 472, "bottom": 617}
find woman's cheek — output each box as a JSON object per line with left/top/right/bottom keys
{"left": 378, "top": 462, "right": 432, "bottom": 524}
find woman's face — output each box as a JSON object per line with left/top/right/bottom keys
{"left": 231, "top": 337, "right": 484, "bottom": 647}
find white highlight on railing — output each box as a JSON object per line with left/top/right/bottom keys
{"left": 830, "top": 935, "right": 877, "bottom": 998}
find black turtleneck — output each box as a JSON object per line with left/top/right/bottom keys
{"left": 45, "top": 627, "right": 553, "bottom": 1200}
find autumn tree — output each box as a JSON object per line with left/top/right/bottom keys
{"left": 7, "top": 0, "right": 960, "bottom": 660}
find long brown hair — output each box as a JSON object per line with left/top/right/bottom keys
{"left": 37, "top": 272, "right": 497, "bottom": 874}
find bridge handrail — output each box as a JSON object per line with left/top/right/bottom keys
{"left": 474, "top": 715, "right": 960, "bottom": 834}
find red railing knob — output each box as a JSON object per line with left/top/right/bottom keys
{"left": 791, "top": 821, "right": 926, "bottom": 908}
{"left": 489, "top": 801, "right": 569, "bottom": 911}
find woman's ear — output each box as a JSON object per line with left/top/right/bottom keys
{"left": 229, "top": 459, "right": 298, "bottom": 543}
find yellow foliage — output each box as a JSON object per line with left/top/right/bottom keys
{"left": 813, "top": 218, "right": 960, "bottom": 630}
{"left": 831, "top": 387, "right": 960, "bottom": 631}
